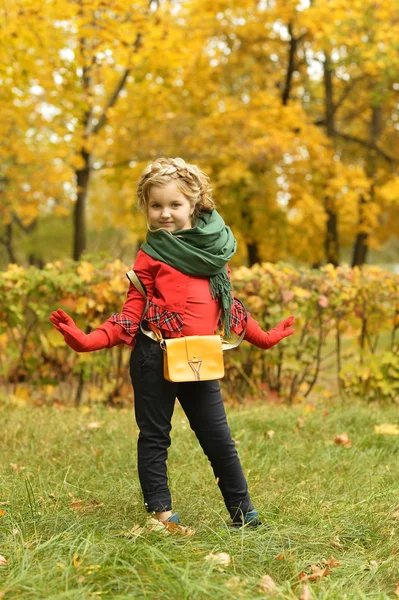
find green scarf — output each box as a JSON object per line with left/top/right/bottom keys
{"left": 141, "top": 209, "right": 237, "bottom": 336}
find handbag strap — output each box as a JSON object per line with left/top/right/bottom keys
{"left": 126, "top": 269, "right": 247, "bottom": 351}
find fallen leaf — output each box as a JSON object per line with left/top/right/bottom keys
{"left": 147, "top": 517, "right": 166, "bottom": 533}
{"left": 160, "top": 520, "right": 195, "bottom": 536}
{"left": 147, "top": 517, "right": 195, "bottom": 536}
{"left": 330, "top": 536, "right": 343, "bottom": 549}
{"left": 121, "top": 524, "right": 144, "bottom": 538}
{"left": 309, "top": 565, "right": 329, "bottom": 581}
{"left": 364, "top": 560, "right": 378, "bottom": 570}
{"left": 299, "top": 565, "right": 329, "bottom": 581}
{"left": 86, "top": 421, "right": 101, "bottom": 430}
{"left": 0, "top": 555, "right": 7, "bottom": 567}
{"left": 70, "top": 500, "right": 86, "bottom": 510}
{"left": 73, "top": 553, "right": 80, "bottom": 568}
{"left": 275, "top": 553, "right": 285, "bottom": 561}
{"left": 205, "top": 552, "right": 231, "bottom": 566}
{"left": 333, "top": 433, "right": 352, "bottom": 448}
{"left": 258, "top": 574, "right": 278, "bottom": 594}
{"left": 321, "top": 556, "right": 341, "bottom": 568}
{"left": 374, "top": 424, "right": 399, "bottom": 435}
{"left": 226, "top": 576, "right": 246, "bottom": 589}
{"left": 0, "top": 510, "right": 5, "bottom": 517}
{"left": 394, "top": 582, "right": 399, "bottom": 597}
{"left": 267, "top": 430, "right": 275, "bottom": 439}
{"left": 299, "top": 584, "right": 312, "bottom": 600}
{"left": 10, "top": 463, "right": 26, "bottom": 473}
{"left": 70, "top": 498, "right": 103, "bottom": 511}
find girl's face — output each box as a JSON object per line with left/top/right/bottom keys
{"left": 147, "top": 181, "right": 194, "bottom": 232}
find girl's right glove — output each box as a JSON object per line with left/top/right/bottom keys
{"left": 49, "top": 309, "right": 110, "bottom": 352}
{"left": 247, "top": 315, "right": 295, "bottom": 350}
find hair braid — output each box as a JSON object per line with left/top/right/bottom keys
{"left": 136, "top": 157, "right": 215, "bottom": 224}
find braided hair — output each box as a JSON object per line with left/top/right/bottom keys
{"left": 136, "top": 157, "right": 215, "bottom": 228}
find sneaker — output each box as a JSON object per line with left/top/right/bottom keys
{"left": 165, "top": 512, "right": 180, "bottom": 524}
{"left": 230, "top": 509, "right": 263, "bottom": 528}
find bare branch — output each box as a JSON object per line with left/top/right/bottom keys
{"left": 333, "top": 130, "right": 398, "bottom": 166}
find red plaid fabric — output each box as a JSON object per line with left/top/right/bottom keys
{"left": 109, "top": 299, "right": 184, "bottom": 342}
{"left": 145, "top": 300, "right": 184, "bottom": 332}
{"left": 109, "top": 313, "right": 140, "bottom": 336}
{"left": 230, "top": 297, "right": 248, "bottom": 334}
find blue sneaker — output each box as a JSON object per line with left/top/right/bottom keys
{"left": 230, "top": 509, "right": 262, "bottom": 528}
{"left": 166, "top": 512, "right": 180, "bottom": 524}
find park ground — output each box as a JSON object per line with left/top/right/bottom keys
{"left": 0, "top": 398, "right": 398, "bottom": 599}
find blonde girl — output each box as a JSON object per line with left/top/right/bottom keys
{"left": 50, "top": 157, "right": 294, "bottom": 528}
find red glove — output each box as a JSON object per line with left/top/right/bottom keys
{"left": 246, "top": 315, "right": 295, "bottom": 350}
{"left": 49, "top": 309, "right": 109, "bottom": 352}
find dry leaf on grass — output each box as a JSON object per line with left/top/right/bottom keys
{"left": 86, "top": 421, "right": 102, "bottom": 430}
{"left": 0, "top": 555, "right": 7, "bottom": 567}
{"left": 299, "top": 583, "right": 312, "bottom": 600}
{"left": 204, "top": 552, "right": 231, "bottom": 566}
{"left": 374, "top": 424, "right": 399, "bottom": 435}
{"left": 298, "top": 565, "right": 329, "bottom": 582}
{"left": 275, "top": 553, "right": 285, "bottom": 561}
{"left": 258, "top": 574, "right": 279, "bottom": 594}
{"left": 121, "top": 524, "right": 144, "bottom": 538}
{"left": 147, "top": 517, "right": 195, "bottom": 536}
{"left": 225, "top": 576, "right": 247, "bottom": 589}
{"left": 70, "top": 498, "right": 103, "bottom": 511}
{"left": 333, "top": 433, "right": 352, "bottom": 448}
{"left": 0, "top": 510, "right": 5, "bottom": 517}
{"left": 321, "top": 556, "right": 341, "bottom": 568}
{"left": 10, "top": 463, "right": 26, "bottom": 473}
{"left": 394, "top": 582, "right": 399, "bottom": 597}
{"left": 363, "top": 560, "right": 378, "bottom": 570}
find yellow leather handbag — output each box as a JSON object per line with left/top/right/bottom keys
{"left": 126, "top": 270, "right": 246, "bottom": 383}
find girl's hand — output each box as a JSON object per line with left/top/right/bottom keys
{"left": 49, "top": 309, "right": 78, "bottom": 333}
{"left": 274, "top": 315, "right": 295, "bottom": 338}
{"left": 49, "top": 309, "right": 109, "bottom": 352}
{"left": 257, "top": 315, "right": 295, "bottom": 350}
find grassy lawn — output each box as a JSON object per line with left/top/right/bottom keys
{"left": 0, "top": 399, "right": 398, "bottom": 599}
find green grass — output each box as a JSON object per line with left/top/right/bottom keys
{"left": 1, "top": 400, "right": 398, "bottom": 599}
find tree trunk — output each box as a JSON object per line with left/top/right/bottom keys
{"left": 247, "top": 241, "right": 261, "bottom": 266}
{"left": 282, "top": 23, "right": 297, "bottom": 106}
{"left": 351, "top": 223, "right": 368, "bottom": 267}
{"left": 351, "top": 104, "right": 382, "bottom": 267}
{"left": 1, "top": 222, "right": 17, "bottom": 264}
{"left": 323, "top": 53, "right": 339, "bottom": 266}
{"left": 325, "top": 207, "right": 339, "bottom": 266}
{"left": 73, "top": 148, "right": 92, "bottom": 261}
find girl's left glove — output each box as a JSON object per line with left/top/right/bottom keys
{"left": 246, "top": 315, "right": 295, "bottom": 350}
{"left": 49, "top": 309, "right": 109, "bottom": 352}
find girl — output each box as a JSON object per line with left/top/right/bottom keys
{"left": 50, "top": 157, "right": 294, "bottom": 529}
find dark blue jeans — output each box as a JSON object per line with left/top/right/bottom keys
{"left": 129, "top": 330, "right": 254, "bottom": 519}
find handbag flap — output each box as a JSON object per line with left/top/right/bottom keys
{"left": 166, "top": 335, "right": 222, "bottom": 361}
